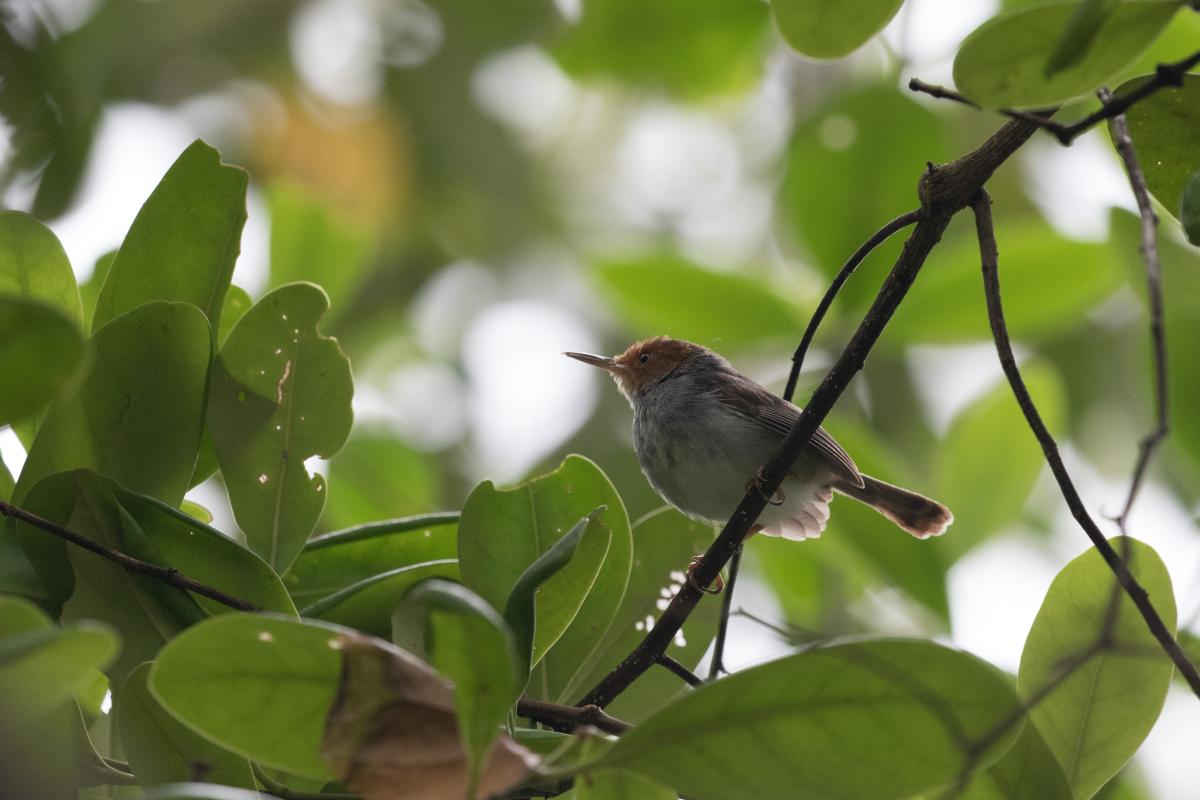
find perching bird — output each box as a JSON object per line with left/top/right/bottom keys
{"left": 566, "top": 336, "right": 952, "bottom": 541}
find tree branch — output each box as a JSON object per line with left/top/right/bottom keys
{"left": 1100, "top": 87, "right": 1169, "bottom": 530}
{"left": 970, "top": 191, "right": 1200, "bottom": 698}
{"left": 0, "top": 498, "right": 260, "bottom": 613}
{"left": 909, "top": 48, "right": 1200, "bottom": 145}
{"left": 577, "top": 114, "right": 1047, "bottom": 710}
{"left": 656, "top": 653, "right": 702, "bottom": 687}
{"left": 516, "top": 697, "right": 631, "bottom": 736}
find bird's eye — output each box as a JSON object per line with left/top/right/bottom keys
{"left": 638, "top": 353, "right": 650, "bottom": 364}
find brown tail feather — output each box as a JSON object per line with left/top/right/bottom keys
{"left": 835, "top": 475, "right": 952, "bottom": 539}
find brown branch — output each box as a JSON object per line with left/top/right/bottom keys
{"left": 970, "top": 191, "right": 1200, "bottom": 698}
{"left": 0, "top": 498, "right": 260, "bottom": 613}
{"left": 656, "top": 653, "right": 702, "bottom": 687}
{"left": 516, "top": 697, "right": 631, "bottom": 736}
{"left": 577, "top": 114, "right": 1048, "bottom": 710}
{"left": 782, "top": 208, "right": 923, "bottom": 402}
{"left": 1101, "top": 86, "right": 1169, "bottom": 530}
{"left": 909, "top": 48, "right": 1200, "bottom": 145}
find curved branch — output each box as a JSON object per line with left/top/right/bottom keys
{"left": 516, "top": 697, "right": 631, "bottom": 736}
{"left": 970, "top": 191, "right": 1200, "bottom": 698}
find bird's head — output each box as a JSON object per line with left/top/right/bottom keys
{"left": 566, "top": 336, "right": 701, "bottom": 401}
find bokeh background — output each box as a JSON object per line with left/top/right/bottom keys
{"left": 2, "top": 1, "right": 1199, "bottom": 795}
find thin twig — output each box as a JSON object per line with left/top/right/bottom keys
{"left": 516, "top": 697, "right": 631, "bottom": 736}
{"left": 970, "top": 191, "right": 1200, "bottom": 698}
{"left": 707, "top": 544, "right": 742, "bottom": 680}
{"left": 656, "top": 653, "right": 702, "bottom": 687}
{"left": 1101, "top": 87, "right": 1169, "bottom": 530}
{"left": 0, "top": 498, "right": 260, "bottom": 613}
{"left": 909, "top": 48, "right": 1200, "bottom": 145}
{"left": 782, "top": 208, "right": 923, "bottom": 402}
{"left": 577, "top": 114, "right": 1047, "bottom": 710}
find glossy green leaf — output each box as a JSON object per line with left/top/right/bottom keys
{"left": 208, "top": 282, "right": 354, "bottom": 573}
{"left": 889, "top": 222, "right": 1125, "bottom": 343}
{"left": 217, "top": 284, "right": 252, "bottom": 345}
{"left": 576, "top": 768, "right": 676, "bottom": 800}
{"left": 771, "top": 0, "right": 904, "bottom": 59}
{"left": 16, "top": 300, "right": 211, "bottom": 507}
{"left": 0, "top": 611, "right": 118, "bottom": 722}
{"left": 301, "top": 559, "right": 460, "bottom": 637}
{"left": 953, "top": 1, "right": 1179, "bottom": 108}
{"left": 566, "top": 507, "right": 720, "bottom": 722}
{"left": 1044, "top": 0, "right": 1121, "bottom": 76}
{"left": 115, "top": 662, "right": 254, "bottom": 788}
{"left": 780, "top": 85, "right": 949, "bottom": 306}
{"left": 286, "top": 513, "right": 458, "bottom": 607}
{"left": 937, "top": 364, "right": 1066, "bottom": 555}
{"left": 92, "top": 139, "right": 248, "bottom": 331}
{"left": 594, "top": 639, "right": 1021, "bottom": 800}
{"left": 150, "top": 614, "right": 346, "bottom": 781}
{"left": 318, "top": 432, "right": 442, "bottom": 532}
{"left": 503, "top": 510, "right": 603, "bottom": 675}
{"left": 0, "top": 296, "right": 83, "bottom": 427}
{"left": 0, "top": 210, "right": 82, "bottom": 327}
{"left": 1119, "top": 74, "right": 1200, "bottom": 223}
{"left": 1182, "top": 168, "right": 1200, "bottom": 245}
{"left": 459, "top": 455, "right": 630, "bottom": 677}
{"left": 950, "top": 720, "right": 1073, "bottom": 800}
{"left": 392, "top": 579, "right": 522, "bottom": 794}
{"left": 596, "top": 257, "right": 801, "bottom": 348}
{"left": 1018, "top": 537, "right": 1176, "bottom": 799}
{"left": 552, "top": 0, "right": 768, "bottom": 96}
{"left": 268, "top": 182, "right": 372, "bottom": 314}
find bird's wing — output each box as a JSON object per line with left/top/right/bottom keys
{"left": 717, "top": 378, "right": 864, "bottom": 488}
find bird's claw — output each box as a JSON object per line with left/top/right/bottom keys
{"left": 686, "top": 556, "right": 725, "bottom": 595}
{"left": 747, "top": 466, "right": 786, "bottom": 506}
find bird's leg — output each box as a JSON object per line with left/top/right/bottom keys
{"left": 686, "top": 556, "right": 725, "bottom": 594}
{"left": 747, "top": 466, "right": 786, "bottom": 506}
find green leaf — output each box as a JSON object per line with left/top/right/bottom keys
{"left": 300, "top": 559, "right": 460, "bottom": 637}
{"left": 576, "top": 768, "right": 677, "bottom": 800}
{"left": 268, "top": 183, "right": 372, "bottom": 314}
{"left": 459, "top": 455, "right": 630, "bottom": 678}
{"left": 1044, "top": 0, "right": 1122, "bottom": 77}
{"left": 1119, "top": 74, "right": 1200, "bottom": 223}
{"left": 318, "top": 432, "right": 442, "bottom": 531}
{"left": 150, "top": 614, "right": 346, "bottom": 781}
{"left": 950, "top": 720, "right": 1073, "bottom": 800}
{"left": 286, "top": 514, "right": 458, "bottom": 606}
{"left": 0, "top": 296, "right": 83, "bottom": 427}
{"left": 208, "top": 282, "right": 354, "bottom": 574}
{"left": 0, "top": 613, "right": 118, "bottom": 722}
{"left": 566, "top": 508, "right": 720, "bottom": 723}
{"left": 503, "top": 509, "right": 605, "bottom": 675}
{"left": 596, "top": 257, "right": 801, "bottom": 348}
{"left": 937, "top": 364, "right": 1066, "bottom": 556}
{"left": 953, "top": 1, "right": 1179, "bottom": 108}
{"left": 217, "top": 284, "right": 252, "bottom": 345}
{"left": 1182, "top": 168, "right": 1200, "bottom": 245}
{"left": 551, "top": 0, "right": 768, "bottom": 97}
{"left": 115, "top": 662, "right": 254, "bottom": 788}
{"left": 0, "top": 210, "right": 83, "bottom": 327}
{"left": 15, "top": 300, "right": 211, "bottom": 507}
{"left": 770, "top": 0, "right": 905, "bottom": 59}
{"left": 1018, "top": 537, "right": 1176, "bottom": 799}
{"left": 593, "top": 639, "right": 1021, "bottom": 800}
{"left": 92, "top": 139, "right": 248, "bottom": 332}
{"left": 888, "top": 222, "right": 1125, "bottom": 343}
{"left": 780, "top": 85, "right": 950, "bottom": 306}
{"left": 392, "top": 579, "right": 522, "bottom": 795}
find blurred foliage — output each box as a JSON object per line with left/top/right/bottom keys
{"left": 1, "top": 0, "right": 1199, "bottom": 798}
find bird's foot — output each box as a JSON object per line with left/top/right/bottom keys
{"left": 686, "top": 556, "right": 724, "bottom": 595}
{"left": 747, "top": 466, "right": 786, "bottom": 506}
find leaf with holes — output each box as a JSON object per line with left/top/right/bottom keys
{"left": 208, "top": 282, "right": 353, "bottom": 574}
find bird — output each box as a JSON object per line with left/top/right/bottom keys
{"left": 566, "top": 336, "right": 952, "bottom": 543}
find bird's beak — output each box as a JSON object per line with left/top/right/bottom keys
{"left": 564, "top": 351, "right": 622, "bottom": 372}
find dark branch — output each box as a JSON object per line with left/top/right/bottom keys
{"left": 707, "top": 544, "right": 743, "bottom": 679}
{"left": 1101, "top": 87, "right": 1169, "bottom": 530}
{"left": 0, "top": 499, "right": 260, "bottom": 613}
{"left": 516, "top": 697, "right": 631, "bottom": 736}
{"left": 909, "top": 48, "right": 1200, "bottom": 145}
{"left": 782, "top": 208, "right": 923, "bottom": 403}
{"left": 577, "top": 114, "right": 1047, "bottom": 710}
{"left": 656, "top": 653, "right": 702, "bottom": 687}
{"left": 970, "top": 191, "right": 1200, "bottom": 698}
